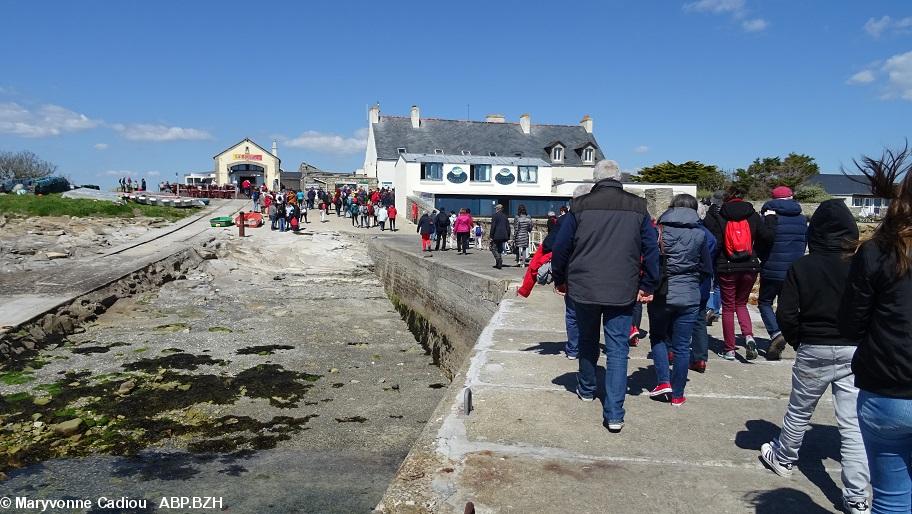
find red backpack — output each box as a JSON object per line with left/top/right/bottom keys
{"left": 724, "top": 219, "right": 753, "bottom": 261}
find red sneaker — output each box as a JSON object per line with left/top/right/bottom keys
{"left": 629, "top": 336, "right": 639, "bottom": 347}
{"left": 628, "top": 326, "right": 639, "bottom": 342}
{"left": 649, "top": 383, "right": 672, "bottom": 398}
{"left": 671, "top": 397, "right": 687, "bottom": 407}
{"left": 689, "top": 360, "right": 706, "bottom": 374}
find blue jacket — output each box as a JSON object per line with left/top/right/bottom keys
{"left": 759, "top": 199, "right": 807, "bottom": 282}
{"left": 551, "top": 179, "right": 660, "bottom": 306}
{"left": 657, "top": 208, "right": 713, "bottom": 307}
{"left": 698, "top": 223, "right": 717, "bottom": 304}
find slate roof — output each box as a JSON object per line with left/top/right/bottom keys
{"left": 372, "top": 116, "right": 603, "bottom": 166}
{"left": 399, "top": 153, "right": 549, "bottom": 167}
{"left": 806, "top": 174, "right": 875, "bottom": 196}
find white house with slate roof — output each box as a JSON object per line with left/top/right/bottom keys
{"left": 362, "top": 104, "right": 605, "bottom": 216}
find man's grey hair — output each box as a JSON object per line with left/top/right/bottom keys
{"left": 573, "top": 184, "right": 591, "bottom": 198}
{"left": 593, "top": 160, "right": 622, "bottom": 181}
{"left": 495, "top": 204, "right": 503, "bottom": 212}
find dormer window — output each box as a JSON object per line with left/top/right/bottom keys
{"left": 397, "top": 147, "right": 407, "bottom": 154}
{"left": 552, "top": 146, "right": 564, "bottom": 163}
{"left": 489, "top": 151, "right": 497, "bottom": 157}
{"left": 583, "top": 147, "right": 594, "bottom": 163}
{"left": 461, "top": 150, "right": 471, "bottom": 156}
{"left": 434, "top": 149, "right": 444, "bottom": 155}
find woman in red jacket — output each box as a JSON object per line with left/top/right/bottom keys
{"left": 387, "top": 205, "right": 398, "bottom": 231}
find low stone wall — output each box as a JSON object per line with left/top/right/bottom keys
{"left": 367, "top": 240, "right": 508, "bottom": 379}
{"left": 0, "top": 245, "right": 213, "bottom": 361}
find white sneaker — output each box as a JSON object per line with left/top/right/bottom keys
{"left": 843, "top": 498, "right": 869, "bottom": 514}
{"left": 722, "top": 350, "right": 736, "bottom": 361}
{"left": 576, "top": 388, "right": 595, "bottom": 402}
{"left": 760, "top": 442, "right": 793, "bottom": 477}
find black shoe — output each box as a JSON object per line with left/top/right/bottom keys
{"left": 603, "top": 420, "right": 624, "bottom": 433}
{"left": 766, "top": 334, "right": 787, "bottom": 361}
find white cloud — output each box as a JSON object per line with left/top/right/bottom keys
{"left": 94, "top": 143, "right": 109, "bottom": 150}
{"left": 147, "top": 171, "right": 160, "bottom": 177}
{"left": 112, "top": 123, "right": 212, "bottom": 142}
{"left": 683, "top": 0, "right": 765, "bottom": 32}
{"left": 0, "top": 102, "right": 100, "bottom": 137}
{"left": 742, "top": 18, "right": 768, "bottom": 32}
{"left": 864, "top": 16, "right": 912, "bottom": 38}
{"left": 883, "top": 50, "right": 912, "bottom": 100}
{"left": 684, "top": 0, "right": 745, "bottom": 15}
{"left": 865, "top": 16, "right": 893, "bottom": 38}
{"left": 847, "top": 69, "right": 876, "bottom": 85}
{"left": 284, "top": 129, "right": 368, "bottom": 154}
{"left": 634, "top": 145, "right": 650, "bottom": 154}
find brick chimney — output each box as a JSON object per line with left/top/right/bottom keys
{"left": 519, "top": 113, "right": 531, "bottom": 134}
{"left": 485, "top": 114, "right": 505, "bottom": 123}
{"left": 410, "top": 105, "right": 420, "bottom": 128}
{"left": 369, "top": 103, "right": 380, "bottom": 124}
{"left": 580, "top": 115, "right": 593, "bottom": 133}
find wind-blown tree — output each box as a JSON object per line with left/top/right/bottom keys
{"left": 0, "top": 150, "right": 57, "bottom": 182}
{"left": 634, "top": 160, "right": 727, "bottom": 192}
{"left": 733, "top": 153, "right": 820, "bottom": 199}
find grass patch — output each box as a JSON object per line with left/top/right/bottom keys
{"left": 0, "top": 370, "right": 35, "bottom": 385}
{"left": 154, "top": 323, "right": 188, "bottom": 332}
{"left": 0, "top": 193, "right": 198, "bottom": 222}
{"left": 4, "top": 392, "right": 33, "bottom": 403}
{"left": 35, "top": 382, "right": 64, "bottom": 396}
{"left": 207, "top": 326, "right": 232, "bottom": 333}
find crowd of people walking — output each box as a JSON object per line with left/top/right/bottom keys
{"left": 512, "top": 153, "right": 912, "bottom": 514}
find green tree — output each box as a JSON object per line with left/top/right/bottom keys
{"left": 0, "top": 150, "right": 57, "bottom": 182}
{"left": 731, "top": 153, "right": 820, "bottom": 199}
{"left": 635, "top": 161, "right": 726, "bottom": 192}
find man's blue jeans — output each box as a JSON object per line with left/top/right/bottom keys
{"left": 574, "top": 301, "right": 633, "bottom": 424}
{"left": 758, "top": 278, "right": 783, "bottom": 339}
{"left": 278, "top": 217, "right": 286, "bottom": 232}
{"left": 707, "top": 282, "right": 721, "bottom": 314}
{"left": 858, "top": 389, "right": 912, "bottom": 513}
{"left": 690, "top": 299, "right": 710, "bottom": 363}
{"left": 564, "top": 295, "right": 579, "bottom": 358}
{"left": 648, "top": 302, "right": 699, "bottom": 398}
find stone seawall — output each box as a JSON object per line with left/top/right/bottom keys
{"left": 367, "top": 239, "right": 509, "bottom": 379}
{"left": 0, "top": 245, "right": 209, "bottom": 360}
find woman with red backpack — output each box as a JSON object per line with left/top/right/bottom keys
{"left": 704, "top": 186, "right": 772, "bottom": 361}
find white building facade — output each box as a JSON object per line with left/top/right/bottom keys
{"left": 362, "top": 105, "right": 603, "bottom": 191}
{"left": 213, "top": 138, "right": 281, "bottom": 189}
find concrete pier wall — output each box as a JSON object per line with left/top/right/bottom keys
{"left": 367, "top": 239, "right": 509, "bottom": 379}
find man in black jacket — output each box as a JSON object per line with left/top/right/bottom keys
{"left": 550, "top": 160, "right": 660, "bottom": 433}
{"left": 489, "top": 205, "right": 511, "bottom": 269}
{"left": 434, "top": 210, "right": 451, "bottom": 251}
{"left": 759, "top": 200, "right": 869, "bottom": 514}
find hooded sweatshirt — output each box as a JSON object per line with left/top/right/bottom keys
{"left": 776, "top": 199, "right": 858, "bottom": 347}
{"left": 657, "top": 207, "right": 713, "bottom": 307}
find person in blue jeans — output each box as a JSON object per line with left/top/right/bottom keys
{"left": 758, "top": 186, "right": 807, "bottom": 360}
{"left": 840, "top": 149, "right": 912, "bottom": 514}
{"left": 647, "top": 195, "right": 713, "bottom": 405}
{"left": 551, "top": 160, "right": 660, "bottom": 433}
{"left": 564, "top": 295, "right": 579, "bottom": 359}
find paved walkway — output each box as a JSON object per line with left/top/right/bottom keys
{"left": 0, "top": 200, "right": 245, "bottom": 328}
{"left": 313, "top": 212, "right": 848, "bottom": 513}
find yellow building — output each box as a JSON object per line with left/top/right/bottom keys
{"left": 213, "top": 138, "right": 281, "bottom": 189}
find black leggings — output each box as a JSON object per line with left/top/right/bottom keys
{"left": 457, "top": 232, "right": 469, "bottom": 253}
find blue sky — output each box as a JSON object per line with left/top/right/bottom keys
{"left": 1, "top": 0, "right": 910, "bottom": 186}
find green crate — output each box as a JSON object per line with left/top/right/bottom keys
{"left": 209, "top": 216, "right": 234, "bottom": 227}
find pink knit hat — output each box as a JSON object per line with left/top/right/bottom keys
{"left": 771, "top": 186, "right": 793, "bottom": 199}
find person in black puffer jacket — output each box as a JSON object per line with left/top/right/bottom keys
{"left": 703, "top": 186, "right": 772, "bottom": 361}
{"left": 758, "top": 186, "right": 808, "bottom": 360}
{"left": 839, "top": 147, "right": 912, "bottom": 513}
{"left": 434, "top": 210, "right": 451, "bottom": 251}
{"left": 758, "top": 199, "right": 869, "bottom": 513}
{"left": 489, "top": 205, "right": 511, "bottom": 269}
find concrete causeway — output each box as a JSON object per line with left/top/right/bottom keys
{"left": 370, "top": 231, "right": 845, "bottom": 513}
{"left": 0, "top": 200, "right": 244, "bottom": 329}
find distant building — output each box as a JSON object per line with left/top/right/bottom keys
{"left": 807, "top": 173, "right": 891, "bottom": 216}
{"left": 212, "top": 138, "right": 282, "bottom": 189}
{"left": 297, "top": 161, "right": 377, "bottom": 191}
{"left": 363, "top": 105, "right": 603, "bottom": 188}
